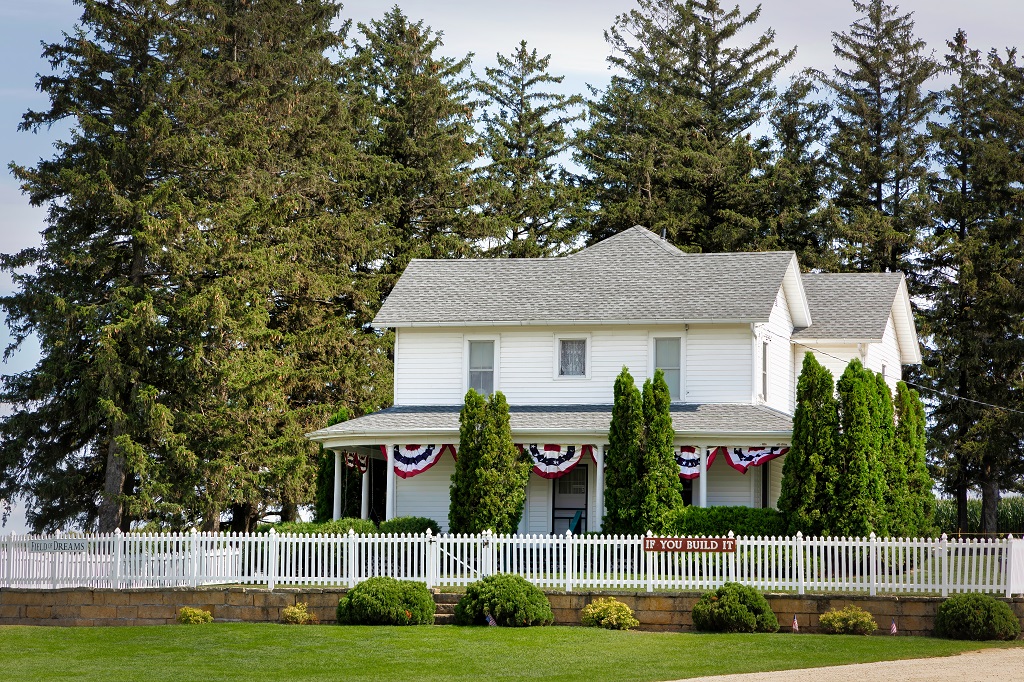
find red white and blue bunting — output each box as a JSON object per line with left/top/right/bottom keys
{"left": 676, "top": 446, "right": 723, "bottom": 480}
{"left": 380, "top": 444, "right": 456, "bottom": 479}
{"left": 519, "top": 444, "right": 595, "bottom": 479}
{"left": 343, "top": 452, "right": 368, "bottom": 474}
{"left": 723, "top": 446, "right": 790, "bottom": 474}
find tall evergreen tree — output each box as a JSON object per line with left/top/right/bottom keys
{"left": 872, "top": 372, "right": 900, "bottom": 537}
{"left": 449, "top": 389, "right": 486, "bottom": 534}
{"left": 778, "top": 353, "right": 837, "bottom": 536}
{"left": 638, "top": 370, "right": 684, "bottom": 533}
{"left": 894, "top": 381, "right": 935, "bottom": 535}
{"left": 821, "top": 0, "right": 937, "bottom": 278}
{"left": 313, "top": 408, "right": 363, "bottom": 523}
{"left": 472, "top": 392, "right": 532, "bottom": 534}
{"left": 577, "top": 0, "right": 794, "bottom": 252}
{"left": 603, "top": 367, "right": 644, "bottom": 535}
{"left": 476, "top": 41, "right": 585, "bottom": 257}
{"left": 2, "top": 0, "right": 189, "bottom": 531}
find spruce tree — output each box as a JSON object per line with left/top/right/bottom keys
{"left": 824, "top": 359, "right": 882, "bottom": 536}
{"left": 476, "top": 41, "right": 585, "bottom": 257}
{"left": 449, "top": 389, "right": 487, "bottom": 534}
{"left": 822, "top": 0, "right": 937, "bottom": 278}
{"left": 895, "top": 381, "right": 935, "bottom": 536}
{"left": 472, "top": 392, "right": 532, "bottom": 534}
{"left": 638, "top": 370, "right": 684, "bottom": 533}
{"left": 577, "top": 0, "right": 794, "bottom": 251}
{"left": 778, "top": 353, "right": 837, "bottom": 536}
{"left": 603, "top": 367, "right": 644, "bottom": 535}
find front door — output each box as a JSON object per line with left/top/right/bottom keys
{"left": 552, "top": 464, "right": 587, "bottom": 534}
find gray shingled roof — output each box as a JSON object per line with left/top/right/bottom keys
{"left": 373, "top": 227, "right": 796, "bottom": 327}
{"left": 306, "top": 403, "right": 792, "bottom": 441}
{"left": 792, "top": 273, "right": 904, "bottom": 341}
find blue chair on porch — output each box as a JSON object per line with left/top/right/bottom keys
{"left": 568, "top": 510, "right": 583, "bottom": 534}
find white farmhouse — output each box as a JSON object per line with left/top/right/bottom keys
{"left": 306, "top": 226, "right": 920, "bottom": 533}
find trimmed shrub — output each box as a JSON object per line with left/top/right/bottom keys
{"left": 281, "top": 602, "right": 319, "bottom": 625}
{"left": 455, "top": 574, "right": 553, "bottom": 627}
{"left": 177, "top": 607, "right": 213, "bottom": 625}
{"left": 691, "top": 582, "right": 778, "bottom": 633}
{"left": 265, "top": 518, "right": 378, "bottom": 535}
{"left": 337, "top": 577, "right": 435, "bottom": 625}
{"left": 664, "top": 506, "right": 787, "bottom": 537}
{"left": 378, "top": 516, "right": 442, "bottom": 535}
{"left": 818, "top": 605, "right": 877, "bottom": 635}
{"left": 934, "top": 593, "right": 1020, "bottom": 641}
{"left": 580, "top": 597, "right": 639, "bottom": 630}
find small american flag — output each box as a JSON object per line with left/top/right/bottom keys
{"left": 891, "top": 618, "right": 898, "bottom": 635}
{"left": 486, "top": 613, "right": 497, "bottom": 627}
{"left": 792, "top": 614, "right": 799, "bottom": 632}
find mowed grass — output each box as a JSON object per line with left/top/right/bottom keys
{"left": 0, "top": 623, "right": 1018, "bottom": 682}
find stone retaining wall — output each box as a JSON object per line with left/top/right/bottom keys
{"left": 3, "top": 587, "right": 1024, "bottom": 635}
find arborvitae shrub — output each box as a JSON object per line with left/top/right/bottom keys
{"left": 281, "top": 602, "right": 319, "bottom": 625}
{"left": 818, "top": 605, "right": 876, "bottom": 635}
{"left": 691, "top": 582, "right": 778, "bottom": 633}
{"left": 934, "top": 594, "right": 1020, "bottom": 640}
{"left": 455, "top": 574, "right": 553, "bottom": 627}
{"left": 664, "top": 506, "right": 786, "bottom": 537}
{"left": 378, "top": 517, "right": 442, "bottom": 535}
{"left": 177, "top": 607, "right": 213, "bottom": 625}
{"left": 580, "top": 597, "right": 639, "bottom": 630}
{"left": 337, "top": 577, "right": 435, "bottom": 625}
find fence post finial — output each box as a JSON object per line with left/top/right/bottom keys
{"left": 646, "top": 530, "right": 653, "bottom": 538}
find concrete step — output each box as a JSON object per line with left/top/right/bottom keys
{"left": 433, "top": 613, "right": 456, "bottom": 625}
{"left": 433, "top": 593, "right": 461, "bottom": 605}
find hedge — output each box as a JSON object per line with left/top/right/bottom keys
{"left": 664, "top": 506, "right": 787, "bottom": 537}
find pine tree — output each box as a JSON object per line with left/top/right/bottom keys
{"left": 778, "top": 353, "right": 837, "bottom": 536}
{"left": 472, "top": 392, "right": 532, "bottom": 534}
{"left": 476, "top": 41, "right": 585, "bottom": 257}
{"left": 603, "top": 367, "right": 644, "bottom": 535}
{"left": 638, "top": 370, "right": 684, "bottom": 533}
{"left": 2, "top": 0, "right": 190, "bottom": 531}
{"left": 354, "top": 6, "right": 483, "bottom": 299}
{"left": 577, "top": 0, "right": 794, "bottom": 251}
{"left": 895, "top": 381, "right": 935, "bottom": 535}
{"left": 449, "top": 389, "right": 487, "bottom": 534}
{"left": 872, "top": 372, "right": 900, "bottom": 537}
{"left": 824, "top": 359, "right": 883, "bottom": 536}
{"left": 822, "top": 0, "right": 937, "bottom": 278}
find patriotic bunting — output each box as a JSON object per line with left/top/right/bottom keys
{"left": 722, "top": 446, "right": 790, "bottom": 474}
{"left": 343, "top": 452, "right": 368, "bottom": 474}
{"left": 520, "top": 444, "right": 594, "bottom": 479}
{"left": 380, "top": 444, "right": 456, "bottom": 479}
{"left": 675, "top": 446, "right": 721, "bottom": 480}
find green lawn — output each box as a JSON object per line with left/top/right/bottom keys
{"left": 0, "top": 624, "right": 1017, "bottom": 682}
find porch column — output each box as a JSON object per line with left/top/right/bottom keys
{"left": 384, "top": 442, "right": 396, "bottom": 521}
{"left": 360, "top": 465, "right": 370, "bottom": 520}
{"left": 595, "top": 443, "right": 607, "bottom": 532}
{"left": 332, "top": 449, "right": 343, "bottom": 521}
{"left": 698, "top": 446, "right": 708, "bottom": 508}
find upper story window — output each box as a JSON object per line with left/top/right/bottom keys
{"left": 468, "top": 340, "right": 494, "bottom": 395}
{"left": 761, "top": 339, "right": 769, "bottom": 400}
{"left": 559, "top": 338, "right": 587, "bottom": 377}
{"left": 654, "top": 337, "right": 681, "bottom": 401}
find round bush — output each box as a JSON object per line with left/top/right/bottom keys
{"left": 934, "top": 593, "right": 1020, "bottom": 641}
{"left": 581, "top": 597, "right": 639, "bottom": 630}
{"left": 337, "top": 577, "right": 435, "bottom": 625}
{"left": 455, "top": 574, "right": 553, "bottom": 627}
{"left": 281, "top": 602, "right": 319, "bottom": 625}
{"left": 818, "top": 605, "right": 876, "bottom": 635}
{"left": 691, "top": 582, "right": 778, "bottom": 633}
{"left": 177, "top": 607, "right": 213, "bottom": 625}
{"left": 378, "top": 516, "right": 442, "bottom": 535}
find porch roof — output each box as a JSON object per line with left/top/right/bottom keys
{"left": 305, "top": 403, "right": 793, "bottom": 448}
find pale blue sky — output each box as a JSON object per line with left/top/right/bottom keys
{"left": 1, "top": 0, "right": 1021, "bottom": 531}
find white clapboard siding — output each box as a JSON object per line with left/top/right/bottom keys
{"left": 395, "top": 455, "right": 456, "bottom": 532}
{"left": 768, "top": 455, "right": 785, "bottom": 508}
{"left": 865, "top": 313, "right": 904, "bottom": 390}
{"left": 760, "top": 286, "right": 795, "bottom": 414}
{"left": 685, "top": 325, "right": 752, "bottom": 403}
{"left": 394, "top": 329, "right": 464, "bottom": 405}
{"left": 525, "top": 473, "right": 552, "bottom": 534}
{"left": 797, "top": 344, "right": 859, "bottom": 388}
{"left": 705, "top": 461, "right": 756, "bottom": 507}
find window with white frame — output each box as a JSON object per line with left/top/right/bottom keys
{"left": 654, "top": 337, "right": 681, "bottom": 401}
{"left": 468, "top": 340, "right": 494, "bottom": 395}
{"left": 761, "top": 339, "right": 769, "bottom": 400}
{"left": 558, "top": 338, "right": 587, "bottom": 377}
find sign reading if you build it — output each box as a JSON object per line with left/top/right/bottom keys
{"left": 28, "top": 539, "right": 88, "bottom": 553}
{"left": 643, "top": 537, "right": 736, "bottom": 553}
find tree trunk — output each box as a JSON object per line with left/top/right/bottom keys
{"left": 280, "top": 501, "right": 298, "bottom": 523}
{"left": 980, "top": 468, "right": 999, "bottom": 536}
{"left": 98, "top": 427, "right": 125, "bottom": 532}
{"left": 956, "top": 483, "right": 969, "bottom": 536}
{"left": 230, "top": 502, "right": 258, "bottom": 534}
{"left": 201, "top": 508, "right": 221, "bottom": 532}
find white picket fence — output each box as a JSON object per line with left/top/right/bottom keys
{"left": 3, "top": 530, "right": 1024, "bottom": 596}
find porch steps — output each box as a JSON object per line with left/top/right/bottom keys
{"left": 433, "top": 592, "right": 460, "bottom": 625}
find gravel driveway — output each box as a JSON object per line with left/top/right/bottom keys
{"left": 675, "top": 647, "right": 1024, "bottom": 681}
